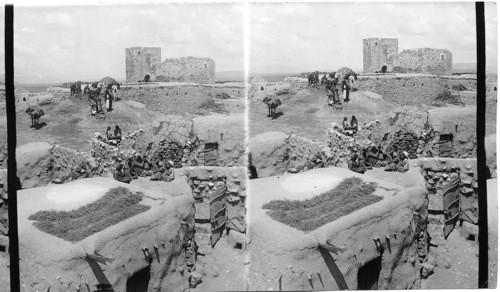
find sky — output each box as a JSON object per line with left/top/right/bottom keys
{"left": 5, "top": 2, "right": 499, "bottom": 81}
{"left": 250, "top": 2, "right": 498, "bottom": 73}
{"left": 13, "top": 3, "right": 245, "bottom": 82}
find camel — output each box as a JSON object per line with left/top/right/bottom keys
{"left": 70, "top": 81, "right": 82, "bottom": 96}
{"left": 308, "top": 72, "right": 319, "bottom": 85}
{"left": 262, "top": 96, "right": 282, "bottom": 118}
{"left": 26, "top": 107, "right": 44, "bottom": 128}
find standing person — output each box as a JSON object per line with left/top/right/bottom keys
{"left": 105, "top": 83, "right": 114, "bottom": 112}
{"left": 343, "top": 74, "right": 351, "bottom": 102}
{"left": 333, "top": 75, "right": 342, "bottom": 105}
{"left": 325, "top": 79, "right": 335, "bottom": 107}
{"left": 112, "top": 84, "right": 119, "bottom": 101}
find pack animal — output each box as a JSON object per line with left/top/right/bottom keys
{"left": 262, "top": 96, "right": 282, "bottom": 118}
{"left": 25, "top": 107, "right": 44, "bottom": 128}
{"left": 70, "top": 81, "right": 82, "bottom": 96}
{"left": 308, "top": 72, "right": 319, "bottom": 85}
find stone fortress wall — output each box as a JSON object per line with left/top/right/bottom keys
{"left": 126, "top": 47, "right": 162, "bottom": 83}
{"left": 394, "top": 48, "right": 453, "bottom": 76}
{"left": 126, "top": 47, "right": 215, "bottom": 84}
{"left": 356, "top": 74, "right": 477, "bottom": 106}
{"left": 363, "top": 38, "right": 399, "bottom": 73}
{"left": 363, "top": 38, "right": 453, "bottom": 76}
{"left": 158, "top": 57, "right": 216, "bottom": 84}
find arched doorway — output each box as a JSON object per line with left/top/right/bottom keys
{"left": 126, "top": 266, "right": 151, "bottom": 292}
{"left": 381, "top": 66, "right": 387, "bottom": 73}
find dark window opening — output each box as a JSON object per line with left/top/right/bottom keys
{"left": 261, "top": 87, "right": 264, "bottom": 91}
{"left": 422, "top": 83, "right": 424, "bottom": 86}
{"left": 357, "top": 257, "right": 382, "bottom": 290}
{"left": 381, "top": 66, "right": 387, "bottom": 73}
{"left": 204, "top": 142, "right": 219, "bottom": 166}
{"left": 0, "top": 245, "right": 5, "bottom": 252}
{"left": 439, "top": 134, "right": 453, "bottom": 157}
{"left": 494, "top": 87, "right": 497, "bottom": 91}
{"left": 185, "top": 92, "right": 187, "bottom": 95}
{"left": 126, "top": 266, "right": 151, "bottom": 292}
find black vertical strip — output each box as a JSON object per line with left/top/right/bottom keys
{"left": 5, "top": 3, "right": 20, "bottom": 291}
{"left": 5, "top": 4, "right": 19, "bottom": 292}
{"left": 475, "top": 2, "right": 488, "bottom": 289}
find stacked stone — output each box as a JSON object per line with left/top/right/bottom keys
{"left": 49, "top": 144, "right": 102, "bottom": 184}
{"left": 419, "top": 158, "right": 478, "bottom": 234}
{"left": 284, "top": 134, "right": 338, "bottom": 174}
{"left": 185, "top": 167, "right": 246, "bottom": 234}
{"left": 155, "top": 141, "right": 185, "bottom": 168}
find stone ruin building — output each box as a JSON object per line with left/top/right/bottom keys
{"left": 126, "top": 47, "right": 216, "bottom": 84}
{"left": 363, "top": 38, "right": 453, "bottom": 75}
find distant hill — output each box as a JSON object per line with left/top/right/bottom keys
{"left": 453, "top": 63, "right": 476, "bottom": 74}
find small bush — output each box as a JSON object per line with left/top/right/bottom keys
{"left": 262, "top": 177, "right": 382, "bottom": 231}
{"left": 29, "top": 187, "right": 151, "bottom": 242}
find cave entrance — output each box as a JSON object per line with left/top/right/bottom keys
{"left": 381, "top": 66, "right": 387, "bottom": 73}
{"left": 126, "top": 266, "right": 151, "bottom": 292}
{"left": 204, "top": 142, "right": 219, "bottom": 166}
{"left": 357, "top": 257, "right": 382, "bottom": 290}
{"left": 439, "top": 134, "right": 453, "bottom": 157}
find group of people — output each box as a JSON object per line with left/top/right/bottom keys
{"left": 324, "top": 72, "right": 357, "bottom": 107}
{"left": 106, "top": 125, "right": 122, "bottom": 146}
{"left": 113, "top": 152, "right": 176, "bottom": 184}
{"left": 341, "top": 115, "right": 358, "bottom": 136}
{"left": 347, "top": 145, "right": 410, "bottom": 174}
{"left": 87, "top": 82, "right": 119, "bottom": 117}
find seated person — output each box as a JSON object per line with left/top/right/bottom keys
{"left": 384, "top": 150, "right": 400, "bottom": 172}
{"left": 347, "top": 150, "right": 367, "bottom": 174}
{"left": 113, "top": 162, "right": 132, "bottom": 184}
{"left": 342, "top": 117, "right": 350, "bottom": 131}
{"left": 365, "top": 145, "right": 380, "bottom": 167}
{"left": 396, "top": 151, "right": 410, "bottom": 173}
{"left": 142, "top": 154, "right": 153, "bottom": 176}
{"left": 350, "top": 115, "right": 359, "bottom": 134}
{"left": 106, "top": 126, "right": 113, "bottom": 140}
{"left": 151, "top": 156, "right": 165, "bottom": 181}
{"left": 161, "top": 161, "right": 176, "bottom": 182}
{"left": 114, "top": 125, "right": 122, "bottom": 143}
{"left": 130, "top": 154, "right": 144, "bottom": 178}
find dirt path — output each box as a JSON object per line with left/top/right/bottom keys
{"left": 422, "top": 222, "right": 478, "bottom": 289}
{"left": 249, "top": 86, "right": 395, "bottom": 141}
{"left": 16, "top": 95, "right": 162, "bottom": 152}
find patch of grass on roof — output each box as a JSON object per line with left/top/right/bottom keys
{"left": 262, "top": 177, "right": 382, "bottom": 231}
{"left": 28, "top": 186, "right": 151, "bottom": 242}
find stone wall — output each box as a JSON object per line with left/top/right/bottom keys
{"left": 356, "top": 74, "right": 477, "bottom": 106}
{"left": 0, "top": 169, "right": 7, "bottom": 255}
{"left": 92, "top": 114, "right": 245, "bottom": 170}
{"left": 125, "top": 47, "right": 216, "bottom": 84}
{"left": 125, "top": 47, "right": 162, "bottom": 83}
{"left": 157, "top": 57, "right": 216, "bottom": 84}
{"left": 184, "top": 166, "right": 246, "bottom": 235}
{"left": 363, "top": 38, "right": 399, "bottom": 73}
{"left": 417, "top": 158, "right": 478, "bottom": 238}
{"left": 16, "top": 142, "right": 106, "bottom": 189}
{"left": 394, "top": 48, "right": 453, "bottom": 76}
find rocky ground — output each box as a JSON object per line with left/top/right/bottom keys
{"left": 249, "top": 85, "right": 396, "bottom": 141}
